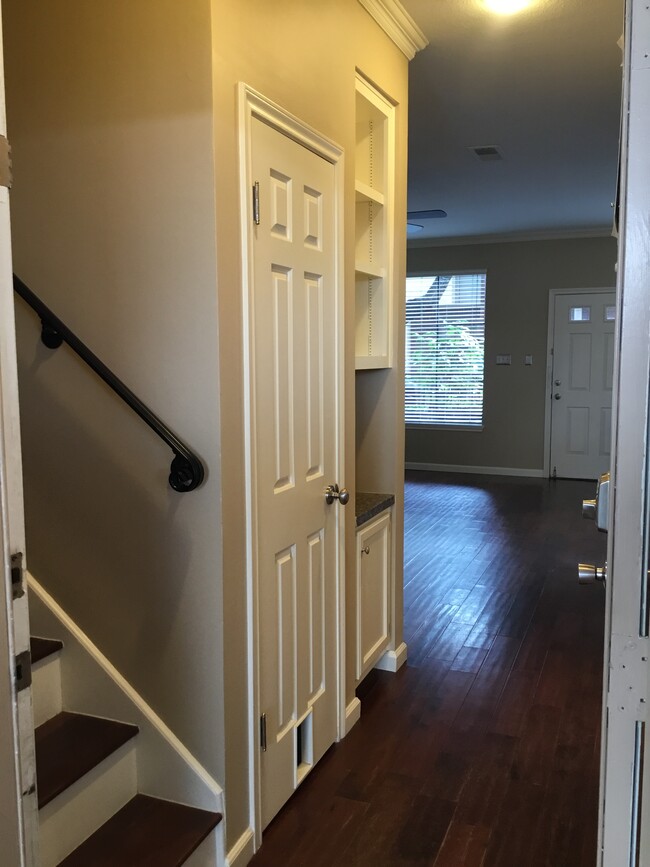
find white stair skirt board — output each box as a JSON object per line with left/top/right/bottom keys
{"left": 225, "top": 827, "right": 255, "bottom": 867}
{"left": 405, "top": 462, "right": 545, "bottom": 479}
{"left": 27, "top": 574, "right": 225, "bottom": 843}
{"left": 32, "top": 653, "right": 62, "bottom": 728}
{"left": 374, "top": 641, "right": 408, "bottom": 673}
{"left": 344, "top": 697, "right": 361, "bottom": 736}
{"left": 40, "top": 741, "right": 136, "bottom": 867}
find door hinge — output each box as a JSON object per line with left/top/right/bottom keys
{"left": 0, "top": 136, "right": 12, "bottom": 189}
{"left": 260, "top": 712, "right": 267, "bottom": 751}
{"left": 14, "top": 650, "right": 32, "bottom": 693}
{"left": 11, "top": 552, "right": 25, "bottom": 600}
{"left": 253, "top": 181, "right": 260, "bottom": 226}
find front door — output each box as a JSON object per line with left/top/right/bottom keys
{"left": 249, "top": 114, "right": 341, "bottom": 829}
{"left": 598, "top": 0, "right": 650, "bottom": 862}
{"left": 549, "top": 289, "right": 616, "bottom": 480}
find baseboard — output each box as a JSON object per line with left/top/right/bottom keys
{"left": 343, "top": 697, "right": 361, "bottom": 736}
{"left": 374, "top": 642, "right": 408, "bottom": 673}
{"left": 225, "top": 826, "right": 255, "bottom": 867}
{"left": 405, "top": 462, "right": 545, "bottom": 479}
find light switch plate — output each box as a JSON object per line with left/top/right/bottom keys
{"left": 525, "top": 355, "right": 533, "bottom": 365}
{"left": 496, "top": 354, "right": 511, "bottom": 365}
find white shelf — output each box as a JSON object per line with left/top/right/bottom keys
{"left": 355, "top": 262, "right": 385, "bottom": 279}
{"left": 355, "top": 355, "right": 390, "bottom": 370}
{"left": 355, "top": 180, "right": 385, "bottom": 206}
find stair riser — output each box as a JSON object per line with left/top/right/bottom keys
{"left": 32, "top": 655, "right": 62, "bottom": 727}
{"left": 39, "top": 741, "right": 136, "bottom": 867}
{"left": 182, "top": 830, "right": 220, "bottom": 867}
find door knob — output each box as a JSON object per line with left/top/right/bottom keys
{"left": 582, "top": 473, "right": 610, "bottom": 531}
{"left": 595, "top": 472, "right": 610, "bottom": 532}
{"left": 325, "top": 484, "right": 349, "bottom": 505}
{"left": 578, "top": 563, "right": 607, "bottom": 585}
{"left": 582, "top": 498, "right": 597, "bottom": 520}
{"left": 554, "top": 393, "right": 562, "bottom": 400}
{"left": 554, "top": 379, "right": 561, "bottom": 386}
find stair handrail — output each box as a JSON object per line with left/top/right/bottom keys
{"left": 13, "top": 275, "right": 205, "bottom": 493}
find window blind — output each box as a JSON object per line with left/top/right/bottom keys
{"left": 405, "top": 273, "right": 486, "bottom": 427}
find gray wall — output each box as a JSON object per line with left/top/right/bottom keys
{"left": 406, "top": 236, "right": 618, "bottom": 472}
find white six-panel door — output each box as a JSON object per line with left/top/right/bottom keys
{"left": 549, "top": 290, "right": 616, "bottom": 480}
{"left": 250, "top": 115, "right": 340, "bottom": 830}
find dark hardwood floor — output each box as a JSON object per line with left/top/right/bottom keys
{"left": 251, "top": 471, "right": 606, "bottom": 866}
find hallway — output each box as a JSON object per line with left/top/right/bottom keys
{"left": 250, "top": 472, "right": 606, "bottom": 866}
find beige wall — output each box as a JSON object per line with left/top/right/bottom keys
{"left": 406, "top": 236, "right": 618, "bottom": 471}
{"left": 4, "top": 0, "right": 409, "bottom": 854}
{"left": 4, "top": 0, "right": 225, "bottom": 792}
{"left": 212, "top": 0, "right": 408, "bottom": 849}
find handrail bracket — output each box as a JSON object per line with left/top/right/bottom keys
{"left": 14, "top": 274, "right": 205, "bottom": 494}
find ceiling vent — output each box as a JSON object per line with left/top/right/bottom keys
{"left": 469, "top": 145, "right": 503, "bottom": 161}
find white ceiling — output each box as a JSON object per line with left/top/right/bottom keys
{"left": 401, "top": 0, "right": 624, "bottom": 243}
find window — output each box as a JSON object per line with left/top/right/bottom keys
{"left": 405, "top": 272, "right": 486, "bottom": 427}
{"left": 569, "top": 306, "right": 591, "bottom": 322}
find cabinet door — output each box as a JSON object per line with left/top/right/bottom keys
{"left": 356, "top": 511, "right": 391, "bottom": 680}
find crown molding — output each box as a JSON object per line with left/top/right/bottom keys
{"left": 407, "top": 227, "right": 614, "bottom": 249}
{"left": 357, "top": 0, "right": 428, "bottom": 60}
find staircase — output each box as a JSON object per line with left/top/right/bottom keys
{"left": 30, "top": 633, "right": 223, "bottom": 866}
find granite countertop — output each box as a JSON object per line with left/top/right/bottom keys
{"left": 355, "top": 491, "right": 395, "bottom": 527}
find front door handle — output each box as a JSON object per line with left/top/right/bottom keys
{"left": 582, "top": 472, "right": 610, "bottom": 532}
{"left": 554, "top": 393, "right": 562, "bottom": 400}
{"left": 325, "top": 484, "right": 349, "bottom": 505}
{"left": 578, "top": 563, "right": 607, "bottom": 585}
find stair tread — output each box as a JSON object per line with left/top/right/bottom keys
{"left": 57, "top": 794, "right": 222, "bottom": 866}
{"left": 30, "top": 636, "right": 63, "bottom": 664}
{"left": 36, "top": 711, "right": 138, "bottom": 808}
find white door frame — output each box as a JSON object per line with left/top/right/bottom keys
{"left": 543, "top": 286, "right": 615, "bottom": 478}
{"left": 237, "top": 83, "right": 346, "bottom": 848}
{"left": 0, "top": 1, "right": 37, "bottom": 859}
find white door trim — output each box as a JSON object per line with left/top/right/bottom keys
{"left": 0, "top": 4, "right": 37, "bottom": 857}
{"left": 543, "top": 286, "right": 615, "bottom": 478}
{"left": 237, "top": 83, "right": 346, "bottom": 849}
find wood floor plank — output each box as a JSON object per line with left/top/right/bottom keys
{"left": 250, "top": 473, "right": 606, "bottom": 866}
{"left": 432, "top": 821, "right": 491, "bottom": 867}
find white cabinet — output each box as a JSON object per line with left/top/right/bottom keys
{"left": 355, "top": 74, "right": 395, "bottom": 369}
{"left": 356, "top": 510, "right": 391, "bottom": 681}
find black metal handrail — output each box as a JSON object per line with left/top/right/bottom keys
{"left": 14, "top": 275, "right": 205, "bottom": 493}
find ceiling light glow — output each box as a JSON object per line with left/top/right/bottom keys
{"left": 483, "top": 0, "right": 532, "bottom": 14}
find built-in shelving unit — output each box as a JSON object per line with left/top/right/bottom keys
{"left": 354, "top": 75, "right": 395, "bottom": 370}
{"left": 353, "top": 69, "right": 406, "bottom": 697}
